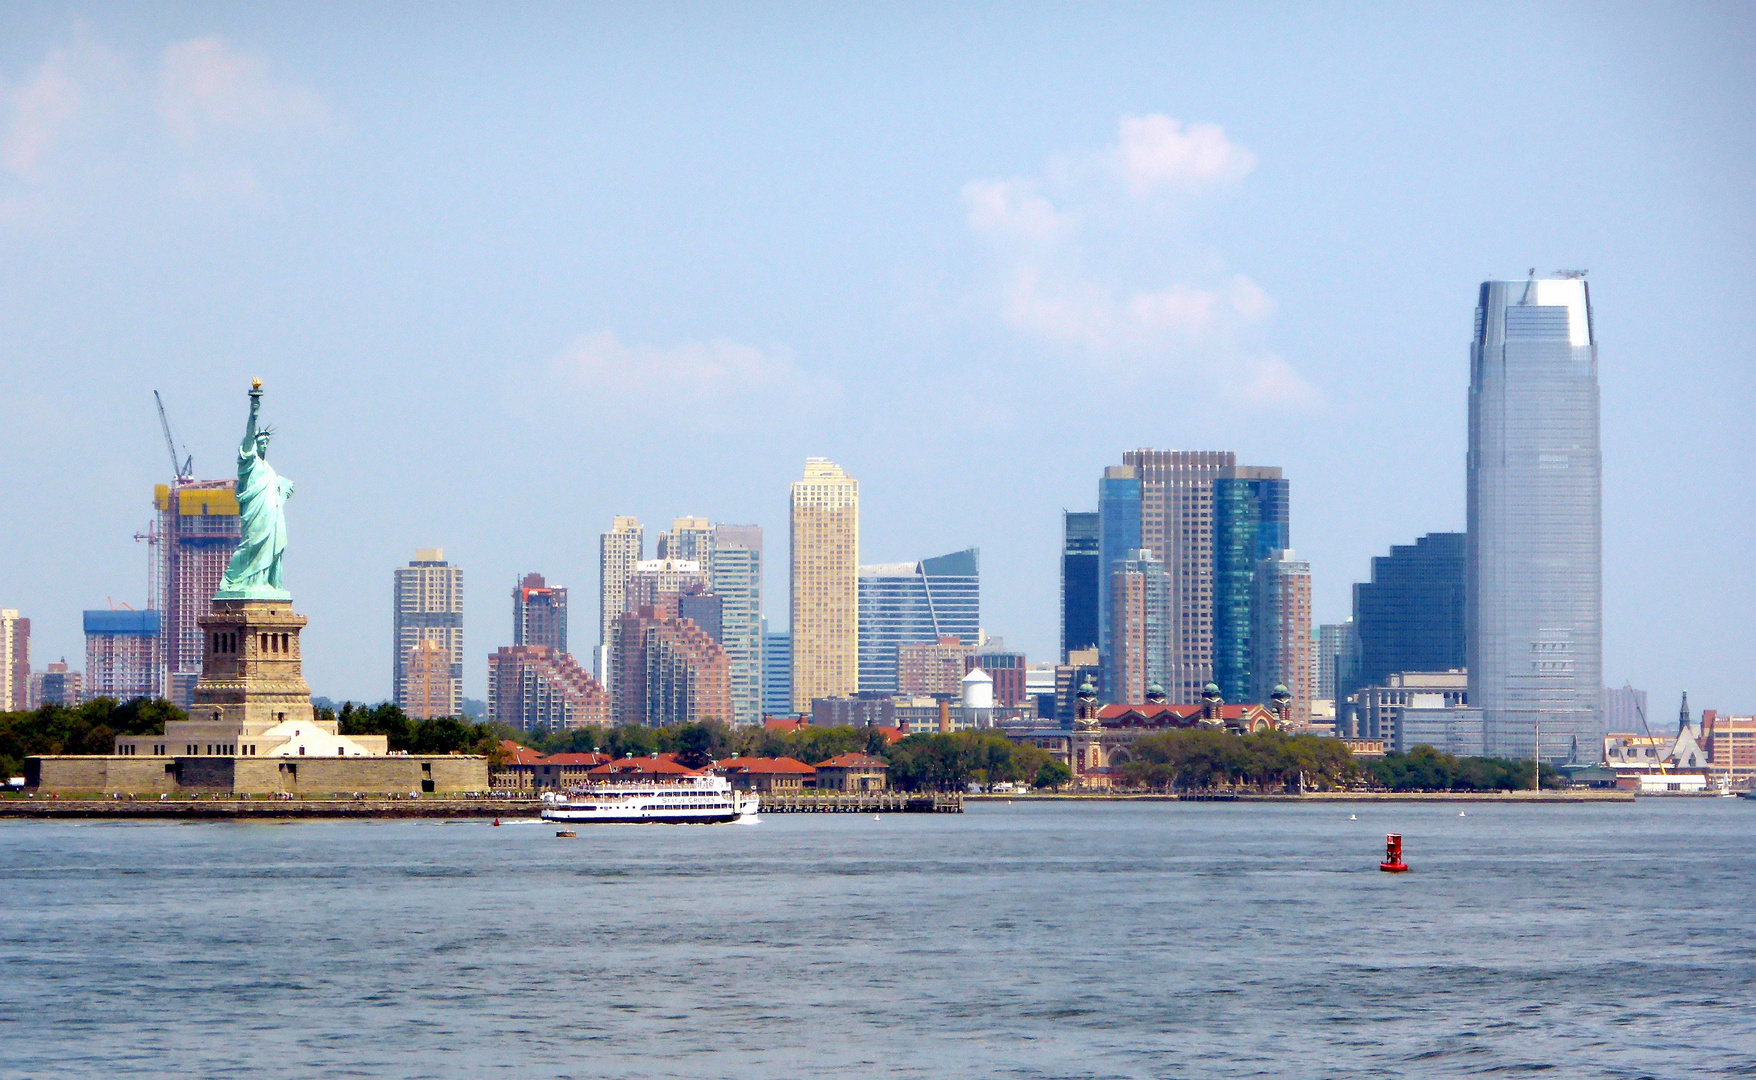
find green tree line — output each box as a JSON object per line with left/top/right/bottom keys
{"left": 0, "top": 699, "right": 187, "bottom": 779}
{"left": 6, "top": 698, "right": 1567, "bottom": 796}
{"left": 1366, "top": 745, "right": 1562, "bottom": 791}
{"left": 1111, "top": 729, "right": 1358, "bottom": 792}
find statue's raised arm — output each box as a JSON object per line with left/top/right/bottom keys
{"left": 216, "top": 379, "right": 294, "bottom": 601}
{"left": 239, "top": 384, "right": 263, "bottom": 459}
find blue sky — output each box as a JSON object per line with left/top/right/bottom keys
{"left": 2, "top": 3, "right": 1751, "bottom": 713}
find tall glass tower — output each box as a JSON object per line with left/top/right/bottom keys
{"left": 1467, "top": 274, "right": 1602, "bottom": 762}
{"left": 1060, "top": 512, "right": 1100, "bottom": 662}
{"left": 1210, "top": 467, "right": 1288, "bottom": 705}
{"left": 1096, "top": 466, "right": 1141, "bottom": 671}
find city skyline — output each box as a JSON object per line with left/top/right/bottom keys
{"left": 1, "top": 7, "right": 1750, "bottom": 713}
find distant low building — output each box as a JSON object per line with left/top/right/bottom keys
{"left": 813, "top": 752, "right": 888, "bottom": 792}
{"left": 1395, "top": 698, "right": 1485, "bottom": 756}
{"left": 1344, "top": 670, "right": 1467, "bottom": 744}
{"left": 1700, "top": 712, "right": 1756, "bottom": 779}
{"left": 969, "top": 640, "right": 1026, "bottom": 707}
{"left": 1069, "top": 682, "right": 1285, "bottom": 787}
{"left": 811, "top": 694, "right": 894, "bottom": 728}
{"left": 713, "top": 756, "right": 815, "bottom": 793}
{"left": 897, "top": 636, "right": 972, "bottom": 698}
{"left": 487, "top": 743, "right": 613, "bottom": 792}
{"left": 32, "top": 661, "right": 82, "bottom": 708}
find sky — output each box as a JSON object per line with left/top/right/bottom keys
{"left": 1, "top": 3, "right": 1752, "bottom": 714}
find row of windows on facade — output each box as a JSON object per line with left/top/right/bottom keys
{"left": 210, "top": 632, "right": 294, "bottom": 655}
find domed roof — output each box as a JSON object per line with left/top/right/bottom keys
{"left": 961, "top": 668, "right": 992, "bottom": 685}
{"left": 1204, "top": 682, "right": 1220, "bottom": 694}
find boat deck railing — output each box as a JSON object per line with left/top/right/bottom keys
{"left": 758, "top": 790, "right": 962, "bottom": 814}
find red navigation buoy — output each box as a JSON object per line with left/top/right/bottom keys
{"left": 492, "top": 818, "right": 501, "bottom": 827}
{"left": 1380, "top": 833, "right": 1409, "bottom": 873}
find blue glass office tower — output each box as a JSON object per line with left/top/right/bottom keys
{"left": 1467, "top": 275, "right": 1602, "bottom": 762}
{"left": 762, "top": 620, "right": 791, "bottom": 718}
{"left": 1096, "top": 467, "right": 1141, "bottom": 671}
{"left": 1346, "top": 532, "right": 1465, "bottom": 700}
{"left": 1210, "top": 468, "right": 1288, "bottom": 704}
{"left": 856, "top": 548, "right": 980, "bottom": 694}
{"left": 1061, "top": 512, "right": 1100, "bottom": 661}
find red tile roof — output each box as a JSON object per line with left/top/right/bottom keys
{"left": 497, "top": 740, "right": 547, "bottom": 765}
{"left": 814, "top": 752, "right": 889, "bottom": 769}
{"left": 714, "top": 756, "right": 816, "bottom": 775}
{"left": 543, "top": 752, "right": 611, "bottom": 766}
{"left": 872, "top": 726, "right": 906, "bottom": 745}
{"left": 1094, "top": 704, "right": 1205, "bottom": 724}
{"left": 763, "top": 718, "right": 807, "bottom": 732}
{"left": 588, "top": 756, "right": 699, "bottom": 777}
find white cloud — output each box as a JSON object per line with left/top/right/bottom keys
{"left": 1221, "top": 355, "right": 1321, "bottom": 409}
{"left": 0, "top": 34, "right": 328, "bottom": 227}
{"left": 2, "top": 51, "right": 82, "bottom": 179}
{"left": 549, "top": 331, "right": 839, "bottom": 421}
{"left": 1114, "top": 114, "right": 1255, "bottom": 196}
{"left": 961, "top": 179, "right": 1074, "bottom": 243}
{"left": 963, "top": 114, "right": 1317, "bottom": 409}
{"left": 156, "top": 37, "right": 328, "bottom": 146}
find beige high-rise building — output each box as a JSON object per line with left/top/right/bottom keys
{"left": 656, "top": 517, "right": 714, "bottom": 570}
{"left": 2, "top": 609, "right": 30, "bottom": 711}
{"left": 790, "top": 458, "right": 858, "bottom": 711}
{"left": 393, "top": 549, "right": 464, "bottom": 718}
{"left": 1123, "top": 450, "right": 1236, "bottom": 703}
{"left": 403, "top": 638, "right": 456, "bottom": 721}
{"left": 1253, "top": 550, "right": 1313, "bottom": 727}
{"left": 598, "top": 516, "right": 644, "bottom": 687}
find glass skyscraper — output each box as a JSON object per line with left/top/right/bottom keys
{"left": 1210, "top": 468, "right": 1288, "bottom": 704}
{"left": 709, "top": 524, "right": 763, "bottom": 725}
{"left": 1467, "top": 275, "right": 1602, "bottom": 762}
{"left": 855, "top": 548, "right": 980, "bottom": 694}
{"left": 1096, "top": 467, "right": 1141, "bottom": 668}
{"left": 1346, "top": 532, "right": 1465, "bottom": 700}
{"left": 1061, "top": 511, "right": 1100, "bottom": 662}
{"left": 761, "top": 621, "right": 791, "bottom": 718}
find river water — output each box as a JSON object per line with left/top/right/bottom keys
{"left": 1, "top": 800, "right": 1752, "bottom": 1079}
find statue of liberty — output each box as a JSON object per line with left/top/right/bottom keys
{"left": 217, "top": 379, "right": 295, "bottom": 600}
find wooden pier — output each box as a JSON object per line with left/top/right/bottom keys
{"left": 759, "top": 791, "right": 962, "bottom": 814}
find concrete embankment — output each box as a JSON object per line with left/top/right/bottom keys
{"left": 0, "top": 798, "right": 542, "bottom": 820}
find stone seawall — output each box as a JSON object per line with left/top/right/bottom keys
{"left": 0, "top": 798, "right": 540, "bottom": 820}
{"left": 25, "top": 754, "right": 490, "bottom": 796}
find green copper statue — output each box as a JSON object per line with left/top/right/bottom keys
{"left": 216, "top": 379, "right": 295, "bottom": 600}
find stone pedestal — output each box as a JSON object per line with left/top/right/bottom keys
{"left": 187, "top": 599, "right": 320, "bottom": 741}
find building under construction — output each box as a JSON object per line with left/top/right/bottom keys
{"left": 153, "top": 481, "right": 241, "bottom": 707}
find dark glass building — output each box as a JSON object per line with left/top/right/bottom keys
{"left": 1347, "top": 532, "right": 1466, "bottom": 699}
{"left": 1210, "top": 468, "right": 1288, "bottom": 704}
{"left": 1060, "top": 511, "right": 1099, "bottom": 662}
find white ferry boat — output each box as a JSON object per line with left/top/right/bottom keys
{"left": 539, "top": 772, "right": 758, "bottom": 824}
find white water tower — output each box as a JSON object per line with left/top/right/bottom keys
{"left": 962, "top": 667, "right": 994, "bottom": 727}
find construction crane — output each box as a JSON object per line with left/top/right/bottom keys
{"left": 154, "top": 390, "right": 194, "bottom": 483}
